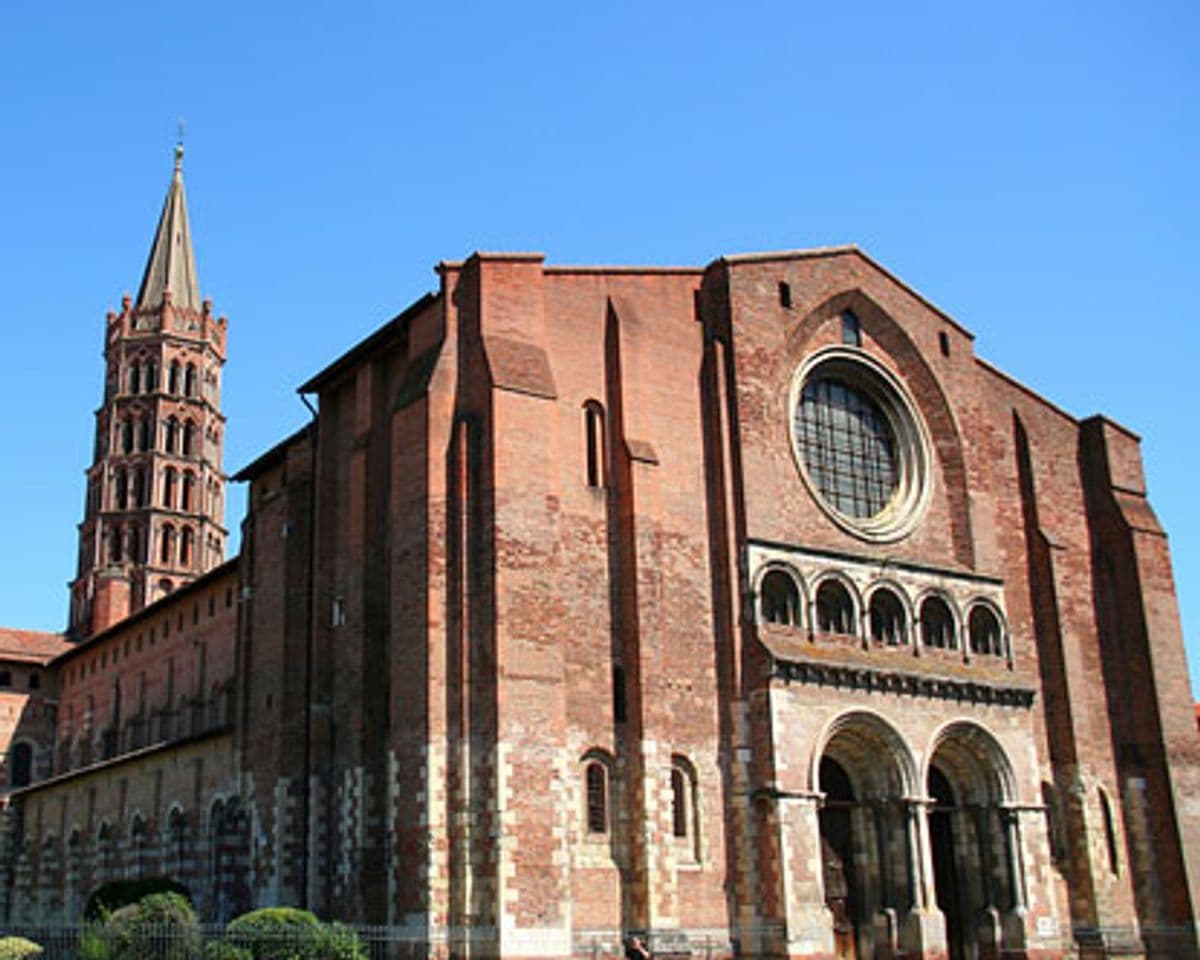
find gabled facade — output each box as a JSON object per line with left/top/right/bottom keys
{"left": 225, "top": 250, "right": 1199, "bottom": 959}
{"left": 1, "top": 165, "right": 1197, "bottom": 959}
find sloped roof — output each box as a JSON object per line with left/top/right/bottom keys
{"left": 135, "top": 144, "right": 201, "bottom": 310}
{"left": 0, "top": 628, "right": 73, "bottom": 665}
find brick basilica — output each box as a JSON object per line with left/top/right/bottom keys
{"left": 0, "top": 150, "right": 1198, "bottom": 960}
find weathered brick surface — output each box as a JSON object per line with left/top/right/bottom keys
{"left": 2, "top": 245, "right": 1197, "bottom": 960}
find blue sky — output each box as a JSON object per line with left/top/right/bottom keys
{"left": 1, "top": 2, "right": 1197, "bottom": 689}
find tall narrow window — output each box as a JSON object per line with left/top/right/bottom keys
{"left": 671, "top": 767, "right": 688, "bottom": 837}
{"left": 163, "top": 468, "right": 177, "bottom": 508}
{"left": 1100, "top": 787, "right": 1120, "bottom": 875}
{"left": 841, "top": 310, "right": 862, "bottom": 347}
{"left": 181, "top": 472, "right": 194, "bottom": 511}
{"left": 669, "top": 756, "right": 699, "bottom": 861}
{"left": 778, "top": 281, "right": 792, "bottom": 308}
{"left": 128, "top": 363, "right": 141, "bottom": 394}
{"left": 180, "top": 527, "right": 194, "bottom": 567}
{"left": 184, "top": 363, "right": 197, "bottom": 398}
{"left": 145, "top": 361, "right": 158, "bottom": 391}
{"left": 161, "top": 525, "right": 175, "bottom": 564}
{"left": 139, "top": 418, "right": 152, "bottom": 452}
{"left": 121, "top": 420, "right": 134, "bottom": 454}
{"left": 586, "top": 762, "right": 607, "bottom": 834}
{"left": 584, "top": 401, "right": 605, "bottom": 488}
{"left": 110, "top": 525, "right": 123, "bottom": 563}
{"left": 613, "top": 664, "right": 627, "bottom": 724}
{"left": 164, "top": 418, "right": 178, "bottom": 453}
{"left": 168, "top": 361, "right": 180, "bottom": 395}
{"left": 182, "top": 421, "right": 196, "bottom": 457}
{"left": 115, "top": 469, "right": 128, "bottom": 510}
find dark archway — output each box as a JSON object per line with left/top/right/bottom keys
{"left": 815, "top": 712, "right": 917, "bottom": 960}
{"left": 928, "top": 766, "right": 966, "bottom": 960}
{"left": 927, "top": 723, "right": 1018, "bottom": 960}
{"left": 820, "top": 757, "right": 859, "bottom": 960}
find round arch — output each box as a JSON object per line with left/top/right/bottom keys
{"left": 755, "top": 563, "right": 807, "bottom": 627}
{"left": 809, "top": 709, "right": 919, "bottom": 798}
{"left": 924, "top": 719, "right": 1017, "bottom": 805}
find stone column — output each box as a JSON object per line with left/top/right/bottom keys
{"left": 1001, "top": 806, "right": 1027, "bottom": 913}
{"left": 778, "top": 792, "right": 835, "bottom": 958}
{"left": 900, "top": 798, "right": 947, "bottom": 958}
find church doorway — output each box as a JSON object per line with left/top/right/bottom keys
{"left": 819, "top": 757, "right": 858, "bottom": 960}
{"left": 816, "top": 712, "right": 918, "bottom": 960}
{"left": 926, "top": 723, "right": 1019, "bottom": 960}
{"left": 928, "top": 767, "right": 967, "bottom": 960}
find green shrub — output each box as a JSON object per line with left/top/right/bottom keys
{"left": 0, "top": 936, "right": 43, "bottom": 960}
{"left": 226, "top": 907, "right": 364, "bottom": 960}
{"left": 101, "top": 891, "right": 201, "bottom": 960}
{"left": 77, "top": 926, "right": 109, "bottom": 960}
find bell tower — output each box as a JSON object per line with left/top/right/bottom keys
{"left": 69, "top": 145, "right": 229, "bottom": 638}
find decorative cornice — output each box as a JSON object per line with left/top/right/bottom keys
{"left": 773, "top": 658, "right": 1035, "bottom": 709}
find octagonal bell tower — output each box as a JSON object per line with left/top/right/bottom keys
{"left": 69, "top": 145, "right": 229, "bottom": 638}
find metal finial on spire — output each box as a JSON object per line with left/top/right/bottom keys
{"left": 174, "top": 118, "right": 185, "bottom": 171}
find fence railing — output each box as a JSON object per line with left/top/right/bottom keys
{"left": 2, "top": 921, "right": 1189, "bottom": 960}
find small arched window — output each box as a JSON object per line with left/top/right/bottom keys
{"left": 182, "top": 421, "right": 196, "bottom": 457}
{"left": 180, "top": 527, "right": 194, "bottom": 567}
{"left": 161, "top": 525, "right": 176, "bottom": 564}
{"left": 969, "top": 606, "right": 1003, "bottom": 657}
{"left": 139, "top": 418, "right": 152, "bottom": 452}
{"left": 9, "top": 742, "right": 33, "bottom": 787}
{"left": 115, "top": 469, "right": 128, "bottom": 510}
{"left": 184, "top": 363, "right": 197, "bottom": 398}
{"left": 121, "top": 420, "right": 134, "bottom": 454}
{"left": 168, "top": 361, "right": 180, "bottom": 395}
{"left": 583, "top": 401, "right": 605, "bottom": 488}
{"left": 169, "top": 807, "right": 188, "bottom": 873}
{"left": 132, "top": 467, "right": 147, "bottom": 507}
{"left": 815, "top": 579, "right": 856, "bottom": 635}
{"left": 163, "top": 468, "right": 177, "bottom": 508}
{"left": 164, "top": 418, "right": 178, "bottom": 454}
{"left": 585, "top": 762, "right": 608, "bottom": 834}
{"left": 128, "top": 363, "right": 140, "bottom": 394}
{"left": 920, "top": 595, "right": 956, "bottom": 649}
{"left": 181, "top": 472, "right": 194, "bottom": 511}
{"left": 841, "top": 309, "right": 862, "bottom": 347}
{"left": 145, "top": 361, "right": 158, "bottom": 391}
{"left": 109, "top": 525, "right": 123, "bottom": 563}
{"left": 869, "top": 588, "right": 907, "bottom": 645}
{"left": 760, "top": 570, "right": 800, "bottom": 626}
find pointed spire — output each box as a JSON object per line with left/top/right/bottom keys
{"left": 135, "top": 143, "right": 201, "bottom": 310}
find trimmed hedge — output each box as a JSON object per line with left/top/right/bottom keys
{"left": 98, "top": 892, "right": 201, "bottom": 960}
{"left": 226, "top": 907, "right": 364, "bottom": 960}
